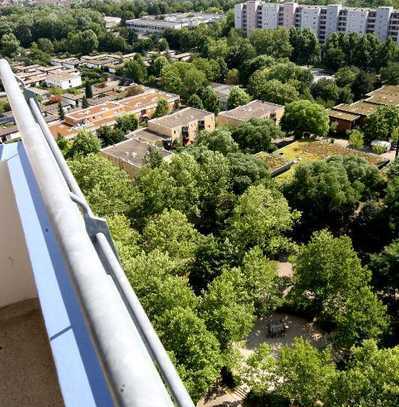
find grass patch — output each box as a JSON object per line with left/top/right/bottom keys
{"left": 255, "top": 152, "right": 289, "bottom": 171}
{"left": 274, "top": 139, "right": 381, "bottom": 182}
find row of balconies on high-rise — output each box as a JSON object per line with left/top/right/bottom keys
{"left": 236, "top": 1, "right": 399, "bottom": 42}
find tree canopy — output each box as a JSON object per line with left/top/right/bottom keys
{"left": 281, "top": 100, "right": 329, "bottom": 138}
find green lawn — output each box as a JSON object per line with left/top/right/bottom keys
{"left": 274, "top": 139, "right": 381, "bottom": 181}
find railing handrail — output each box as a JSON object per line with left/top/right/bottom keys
{"left": 27, "top": 73, "right": 194, "bottom": 407}
{"left": 0, "top": 59, "right": 193, "bottom": 407}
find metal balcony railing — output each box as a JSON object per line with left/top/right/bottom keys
{"left": 0, "top": 59, "right": 195, "bottom": 407}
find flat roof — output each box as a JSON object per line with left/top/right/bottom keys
{"left": 333, "top": 101, "right": 378, "bottom": 116}
{"left": 219, "top": 100, "right": 284, "bottom": 121}
{"left": 66, "top": 101, "right": 121, "bottom": 121}
{"left": 365, "top": 85, "right": 399, "bottom": 106}
{"left": 210, "top": 82, "right": 235, "bottom": 98}
{"left": 51, "top": 90, "right": 179, "bottom": 137}
{"left": 127, "top": 128, "right": 170, "bottom": 144}
{"left": 148, "top": 107, "right": 212, "bottom": 128}
{"left": 328, "top": 109, "right": 361, "bottom": 122}
{"left": 119, "top": 90, "right": 179, "bottom": 111}
{"left": 101, "top": 137, "right": 171, "bottom": 166}
{"left": 46, "top": 71, "right": 80, "bottom": 81}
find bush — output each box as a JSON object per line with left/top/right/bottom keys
{"left": 348, "top": 129, "right": 364, "bottom": 149}
{"left": 372, "top": 144, "right": 388, "bottom": 154}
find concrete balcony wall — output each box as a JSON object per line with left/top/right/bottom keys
{"left": 0, "top": 146, "right": 36, "bottom": 308}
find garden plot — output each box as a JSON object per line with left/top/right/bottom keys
{"left": 275, "top": 139, "right": 382, "bottom": 180}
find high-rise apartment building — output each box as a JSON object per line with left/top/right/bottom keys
{"left": 235, "top": 1, "right": 399, "bottom": 42}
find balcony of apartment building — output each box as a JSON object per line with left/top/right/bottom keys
{"left": 0, "top": 58, "right": 195, "bottom": 407}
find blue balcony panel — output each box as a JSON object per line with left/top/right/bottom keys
{"left": 2, "top": 141, "right": 113, "bottom": 407}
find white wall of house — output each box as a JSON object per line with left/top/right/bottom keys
{"left": 45, "top": 74, "right": 82, "bottom": 90}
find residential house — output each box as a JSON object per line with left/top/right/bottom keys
{"left": 49, "top": 88, "right": 180, "bottom": 138}
{"left": 217, "top": 100, "right": 285, "bottom": 127}
{"left": 147, "top": 107, "right": 215, "bottom": 145}
{"left": 45, "top": 70, "right": 82, "bottom": 90}
{"left": 328, "top": 85, "right": 399, "bottom": 132}
{"left": 101, "top": 130, "right": 172, "bottom": 177}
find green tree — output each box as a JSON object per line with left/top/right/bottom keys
{"left": 57, "top": 134, "right": 72, "bottom": 158}
{"left": 352, "top": 69, "right": 376, "bottom": 100}
{"left": 284, "top": 159, "right": 360, "bottom": 232}
{"left": 369, "top": 239, "right": 399, "bottom": 295}
{"left": 281, "top": 100, "right": 329, "bottom": 138}
{"left": 226, "top": 185, "right": 298, "bottom": 257}
{"left": 204, "top": 38, "right": 229, "bottom": 60}
{"left": 152, "top": 55, "right": 169, "bottom": 77}
{"left": 160, "top": 63, "right": 184, "bottom": 95}
{"left": 82, "top": 96, "right": 89, "bottom": 109}
{"left": 1, "top": 33, "right": 20, "bottom": 57}
{"left": 248, "top": 77, "right": 299, "bottom": 105}
{"left": 69, "top": 29, "right": 98, "bottom": 55}
{"left": 153, "top": 98, "right": 169, "bottom": 118}
{"left": 227, "top": 152, "right": 271, "bottom": 195}
{"left": 143, "top": 209, "right": 202, "bottom": 267}
{"left": 240, "top": 343, "right": 276, "bottom": 395}
{"left": 81, "top": 29, "right": 99, "bottom": 54}
{"left": 364, "top": 105, "right": 399, "bottom": 143}
{"left": 231, "top": 118, "right": 282, "bottom": 154}
{"left": 192, "top": 57, "right": 220, "bottom": 82}
{"left": 329, "top": 340, "right": 399, "bottom": 407}
{"left": 96, "top": 125, "right": 124, "bottom": 147}
{"left": 161, "top": 62, "right": 207, "bottom": 100}
{"left": 37, "top": 37, "right": 54, "bottom": 54}
{"left": 292, "top": 230, "right": 371, "bottom": 319}
{"left": 348, "top": 129, "right": 364, "bottom": 149}
{"left": 85, "top": 82, "right": 93, "bottom": 99}
{"left": 334, "top": 286, "right": 389, "bottom": 348}
{"left": 132, "top": 158, "right": 199, "bottom": 225}
{"left": 381, "top": 62, "right": 399, "bottom": 85}
{"left": 58, "top": 102, "right": 65, "bottom": 120}
{"left": 240, "top": 246, "right": 281, "bottom": 317}
{"left": 187, "top": 94, "right": 204, "bottom": 109}
{"left": 335, "top": 66, "right": 360, "bottom": 88}
{"left": 123, "top": 57, "right": 147, "bottom": 84}
{"left": 107, "top": 214, "right": 141, "bottom": 263}
{"left": 289, "top": 28, "right": 320, "bottom": 65}
{"left": 311, "top": 78, "right": 340, "bottom": 106}
{"left": 250, "top": 62, "right": 313, "bottom": 91}
{"left": 240, "top": 55, "right": 275, "bottom": 85}
{"left": 250, "top": 28, "right": 292, "bottom": 58}
{"left": 387, "top": 157, "right": 399, "bottom": 179}
{"left": 157, "top": 37, "right": 169, "bottom": 51}
{"left": 155, "top": 307, "right": 223, "bottom": 403}
{"left": 201, "top": 268, "right": 255, "bottom": 347}
{"left": 277, "top": 338, "right": 336, "bottom": 407}
{"left": 188, "top": 235, "right": 237, "bottom": 294}
{"left": 125, "top": 250, "right": 196, "bottom": 318}
{"left": 227, "top": 86, "right": 251, "bottom": 110}
{"left": 385, "top": 177, "right": 399, "bottom": 238}
{"left": 226, "top": 38, "right": 256, "bottom": 69}
{"left": 225, "top": 68, "right": 239, "bottom": 85}
{"left": 69, "top": 129, "right": 101, "bottom": 157}
{"left": 144, "top": 146, "right": 163, "bottom": 168}
{"left": 200, "top": 86, "right": 220, "bottom": 114}
{"left": 196, "top": 128, "right": 239, "bottom": 155}
{"left": 115, "top": 113, "right": 138, "bottom": 134}
{"left": 69, "top": 154, "right": 135, "bottom": 217}
{"left": 326, "top": 155, "right": 385, "bottom": 200}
